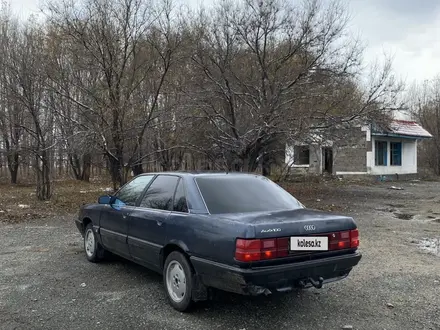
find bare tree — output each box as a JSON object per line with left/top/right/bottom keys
{"left": 0, "top": 8, "right": 25, "bottom": 184}
{"left": 45, "top": 0, "right": 183, "bottom": 188}
{"left": 0, "top": 0, "right": 406, "bottom": 192}
{"left": 186, "top": 0, "right": 401, "bottom": 172}
{"left": 409, "top": 78, "right": 440, "bottom": 175}
{"left": 5, "top": 20, "right": 54, "bottom": 199}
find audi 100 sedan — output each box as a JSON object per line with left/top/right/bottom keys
{"left": 75, "top": 172, "right": 361, "bottom": 311}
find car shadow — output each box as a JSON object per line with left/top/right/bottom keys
{"left": 98, "top": 254, "right": 313, "bottom": 315}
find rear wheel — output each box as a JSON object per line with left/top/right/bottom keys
{"left": 84, "top": 223, "right": 106, "bottom": 262}
{"left": 163, "top": 251, "right": 194, "bottom": 312}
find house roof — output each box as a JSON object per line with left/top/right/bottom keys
{"left": 373, "top": 120, "right": 433, "bottom": 139}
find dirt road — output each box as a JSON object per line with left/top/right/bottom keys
{"left": 1, "top": 181, "right": 439, "bottom": 330}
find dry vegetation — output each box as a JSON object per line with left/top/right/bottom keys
{"left": 0, "top": 177, "right": 373, "bottom": 223}
{"left": 0, "top": 179, "right": 112, "bottom": 223}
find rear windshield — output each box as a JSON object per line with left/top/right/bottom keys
{"left": 195, "top": 175, "right": 303, "bottom": 214}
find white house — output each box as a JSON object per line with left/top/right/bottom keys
{"left": 367, "top": 120, "right": 432, "bottom": 176}
{"left": 285, "top": 120, "right": 433, "bottom": 176}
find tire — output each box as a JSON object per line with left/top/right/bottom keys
{"left": 84, "top": 223, "right": 107, "bottom": 263}
{"left": 163, "top": 251, "right": 194, "bottom": 312}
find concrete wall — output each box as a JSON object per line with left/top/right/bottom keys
{"left": 284, "top": 143, "right": 322, "bottom": 174}
{"left": 309, "top": 144, "right": 322, "bottom": 174}
{"left": 284, "top": 125, "right": 419, "bottom": 176}
{"left": 368, "top": 136, "right": 417, "bottom": 175}
{"left": 333, "top": 127, "right": 368, "bottom": 175}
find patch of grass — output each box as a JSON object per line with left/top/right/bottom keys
{"left": 0, "top": 176, "right": 386, "bottom": 223}
{"left": 394, "top": 213, "right": 414, "bottom": 220}
{"left": 0, "top": 179, "right": 113, "bottom": 223}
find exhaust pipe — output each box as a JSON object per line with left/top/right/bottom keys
{"left": 309, "top": 277, "right": 324, "bottom": 289}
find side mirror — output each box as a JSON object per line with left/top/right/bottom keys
{"left": 98, "top": 195, "right": 112, "bottom": 204}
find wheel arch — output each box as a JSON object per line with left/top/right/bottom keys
{"left": 160, "top": 240, "right": 190, "bottom": 270}
{"left": 81, "top": 217, "right": 93, "bottom": 234}
{"left": 161, "top": 240, "right": 208, "bottom": 305}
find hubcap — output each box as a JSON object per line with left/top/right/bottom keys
{"left": 166, "top": 260, "right": 187, "bottom": 303}
{"left": 85, "top": 229, "right": 95, "bottom": 257}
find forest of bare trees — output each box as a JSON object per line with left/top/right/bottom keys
{"left": 409, "top": 77, "right": 440, "bottom": 176}
{"left": 0, "top": 0, "right": 402, "bottom": 199}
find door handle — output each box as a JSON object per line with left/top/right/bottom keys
{"left": 123, "top": 214, "right": 127, "bottom": 219}
{"left": 156, "top": 220, "right": 163, "bottom": 226}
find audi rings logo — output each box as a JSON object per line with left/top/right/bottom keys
{"left": 304, "top": 224, "right": 316, "bottom": 231}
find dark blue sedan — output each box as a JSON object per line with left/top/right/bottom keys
{"left": 76, "top": 172, "right": 361, "bottom": 311}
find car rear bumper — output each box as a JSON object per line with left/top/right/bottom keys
{"left": 190, "top": 252, "right": 362, "bottom": 295}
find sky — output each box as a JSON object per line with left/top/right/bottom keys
{"left": 9, "top": 0, "right": 440, "bottom": 85}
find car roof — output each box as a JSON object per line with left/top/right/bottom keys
{"left": 138, "top": 171, "right": 261, "bottom": 178}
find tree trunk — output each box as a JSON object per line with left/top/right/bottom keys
{"left": 132, "top": 163, "right": 144, "bottom": 176}
{"left": 437, "top": 144, "right": 440, "bottom": 176}
{"left": 7, "top": 151, "right": 19, "bottom": 184}
{"left": 10, "top": 165, "right": 18, "bottom": 184}
{"left": 81, "top": 153, "right": 91, "bottom": 182}
{"left": 35, "top": 152, "right": 52, "bottom": 201}
{"left": 436, "top": 107, "right": 440, "bottom": 176}
{"left": 262, "top": 153, "right": 271, "bottom": 177}
{"left": 241, "top": 154, "right": 259, "bottom": 173}
{"left": 173, "top": 152, "right": 184, "bottom": 170}
{"left": 68, "top": 153, "right": 81, "bottom": 180}
{"left": 161, "top": 161, "right": 171, "bottom": 171}
{"left": 107, "top": 152, "right": 124, "bottom": 190}
{"left": 4, "top": 138, "right": 20, "bottom": 184}
{"left": 58, "top": 147, "right": 63, "bottom": 177}
{"left": 159, "top": 149, "right": 171, "bottom": 171}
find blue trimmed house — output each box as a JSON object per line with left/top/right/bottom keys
{"left": 285, "top": 120, "right": 433, "bottom": 176}
{"left": 367, "top": 120, "right": 432, "bottom": 176}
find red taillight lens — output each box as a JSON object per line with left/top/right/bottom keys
{"left": 235, "top": 238, "right": 289, "bottom": 262}
{"left": 235, "top": 229, "right": 360, "bottom": 262}
{"left": 350, "top": 229, "right": 360, "bottom": 248}
{"left": 235, "top": 239, "right": 261, "bottom": 262}
{"left": 277, "top": 238, "right": 289, "bottom": 257}
{"left": 329, "top": 232, "right": 347, "bottom": 250}
{"left": 328, "top": 230, "right": 359, "bottom": 250}
{"left": 338, "top": 241, "right": 349, "bottom": 249}
{"left": 335, "top": 231, "right": 350, "bottom": 250}
{"left": 261, "top": 239, "right": 277, "bottom": 259}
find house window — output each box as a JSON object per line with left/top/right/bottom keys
{"left": 390, "top": 142, "right": 402, "bottom": 166}
{"left": 294, "top": 146, "right": 310, "bottom": 165}
{"left": 375, "top": 141, "right": 387, "bottom": 166}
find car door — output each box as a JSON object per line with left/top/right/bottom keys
{"left": 99, "top": 175, "right": 155, "bottom": 258}
{"left": 127, "top": 175, "right": 180, "bottom": 270}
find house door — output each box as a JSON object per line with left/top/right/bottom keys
{"left": 323, "top": 147, "right": 333, "bottom": 174}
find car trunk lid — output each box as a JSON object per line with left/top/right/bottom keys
{"left": 220, "top": 208, "right": 356, "bottom": 238}
{"left": 228, "top": 209, "right": 359, "bottom": 263}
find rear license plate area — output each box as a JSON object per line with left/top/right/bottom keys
{"left": 290, "top": 236, "right": 329, "bottom": 251}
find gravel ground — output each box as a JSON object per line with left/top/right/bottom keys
{"left": 1, "top": 181, "right": 440, "bottom": 330}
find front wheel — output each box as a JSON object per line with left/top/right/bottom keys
{"left": 84, "top": 223, "right": 106, "bottom": 262}
{"left": 163, "top": 251, "right": 194, "bottom": 312}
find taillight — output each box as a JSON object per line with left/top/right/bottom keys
{"left": 276, "top": 237, "right": 289, "bottom": 257}
{"left": 235, "top": 238, "right": 289, "bottom": 262}
{"left": 235, "top": 229, "right": 360, "bottom": 262}
{"left": 235, "top": 239, "right": 261, "bottom": 262}
{"left": 328, "top": 230, "right": 359, "bottom": 250}
{"left": 261, "top": 239, "right": 277, "bottom": 259}
{"left": 330, "top": 231, "right": 350, "bottom": 250}
{"left": 350, "top": 229, "right": 360, "bottom": 248}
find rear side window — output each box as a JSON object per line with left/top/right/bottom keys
{"left": 173, "top": 179, "right": 188, "bottom": 213}
{"left": 196, "top": 175, "right": 302, "bottom": 214}
{"left": 140, "top": 175, "right": 180, "bottom": 211}
{"left": 115, "top": 175, "right": 154, "bottom": 206}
